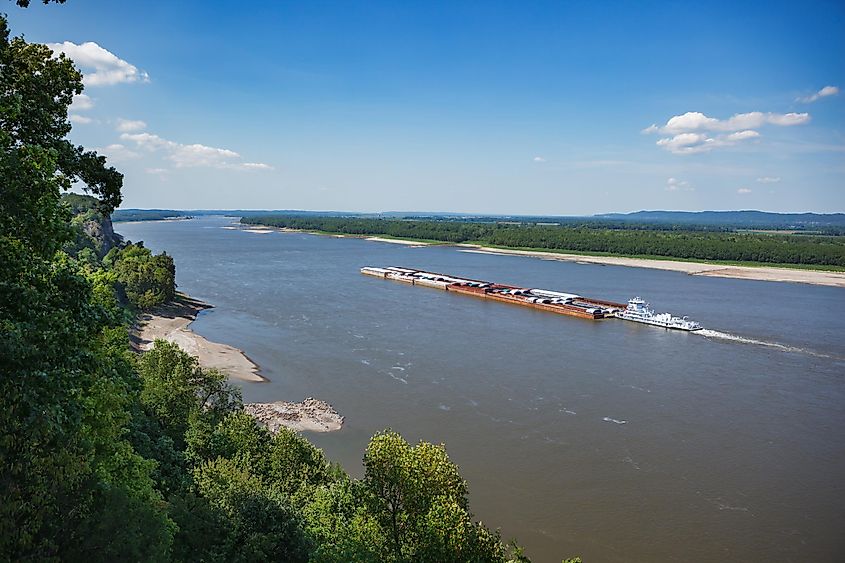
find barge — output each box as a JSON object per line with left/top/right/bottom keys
{"left": 360, "top": 266, "right": 626, "bottom": 320}
{"left": 360, "top": 266, "right": 703, "bottom": 330}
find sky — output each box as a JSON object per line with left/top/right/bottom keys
{"left": 6, "top": 0, "right": 845, "bottom": 214}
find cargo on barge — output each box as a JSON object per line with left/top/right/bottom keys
{"left": 360, "top": 266, "right": 626, "bottom": 320}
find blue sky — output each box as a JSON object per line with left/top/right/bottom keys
{"left": 7, "top": 0, "right": 845, "bottom": 214}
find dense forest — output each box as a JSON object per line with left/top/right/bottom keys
{"left": 243, "top": 216, "right": 845, "bottom": 268}
{"left": 0, "top": 8, "right": 548, "bottom": 562}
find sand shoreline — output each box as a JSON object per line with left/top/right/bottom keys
{"left": 456, "top": 246, "right": 845, "bottom": 288}
{"left": 131, "top": 295, "right": 267, "bottom": 382}
{"left": 131, "top": 295, "right": 344, "bottom": 433}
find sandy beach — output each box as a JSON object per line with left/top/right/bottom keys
{"left": 457, "top": 246, "right": 845, "bottom": 288}
{"left": 365, "top": 236, "right": 430, "bottom": 246}
{"left": 132, "top": 295, "right": 266, "bottom": 382}
{"left": 132, "top": 295, "right": 345, "bottom": 432}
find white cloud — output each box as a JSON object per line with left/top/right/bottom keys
{"left": 645, "top": 110, "right": 807, "bottom": 155}
{"left": 797, "top": 85, "right": 839, "bottom": 103}
{"left": 655, "top": 130, "right": 762, "bottom": 155}
{"left": 646, "top": 111, "right": 809, "bottom": 135}
{"left": 532, "top": 156, "right": 546, "bottom": 162}
{"left": 115, "top": 118, "right": 147, "bottom": 133}
{"left": 120, "top": 132, "right": 272, "bottom": 170}
{"left": 71, "top": 93, "right": 94, "bottom": 111}
{"left": 737, "top": 187, "right": 752, "bottom": 194}
{"left": 666, "top": 177, "right": 693, "bottom": 191}
{"left": 756, "top": 176, "right": 781, "bottom": 183}
{"left": 46, "top": 41, "right": 149, "bottom": 86}
{"left": 97, "top": 143, "right": 140, "bottom": 162}
{"left": 145, "top": 168, "right": 168, "bottom": 174}
{"left": 69, "top": 114, "right": 93, "bottom": 124}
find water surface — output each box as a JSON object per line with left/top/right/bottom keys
{"left": 119, "top": 216, "right": 845, "bottom": 562}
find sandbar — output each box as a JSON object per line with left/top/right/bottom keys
{"left": 131, "top": 295, "right": 345, "bottom": 432}
{"left": 457, "top": 246, "right": 845, "bottom": 288}
{"left": 131, "top": 295, "right": 266, "bottom": 382}
{"left": 365, "top": 236, "right": 430, "bottom": 246}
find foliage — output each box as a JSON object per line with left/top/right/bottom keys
{"left": 244, "top": 215, "right": 845, "bottom": 267}
{"left": 104, "top": 243, "right": 176, "bottom": 309}
{"left": 0, "top": 12, "right": 173, "bottom": 559}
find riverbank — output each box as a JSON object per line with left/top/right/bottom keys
{"left": 131, "top": 295, "right": 266, "bottom": 382}
{"left": 235, "top": 223, "right": 845, "bottom": 287}
{"left": 457, "top": 246, "right": 845, "bottom": 288}
{"left": 132, "top": 295, "right": 345, "bottom": 433}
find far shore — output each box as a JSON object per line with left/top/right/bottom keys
{"left": 456, "top": 246, "right": 845, "bottom": 288}
{"left": 235, "top": 223, "right": 845, "bottom": 288}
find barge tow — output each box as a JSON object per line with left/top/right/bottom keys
{"left": 361, "top": 266, "right": 702, "bottom": 331}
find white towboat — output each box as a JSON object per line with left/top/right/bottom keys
{"left": 614, "top": 297, "right": 703, "bottom": 331}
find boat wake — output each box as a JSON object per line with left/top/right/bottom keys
{"left": 695, "top": 329, "right": 838, "bottom": 360}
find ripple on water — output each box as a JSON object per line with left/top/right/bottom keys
{"left": 603, "top": 417, "right": 627, "bottom": 425}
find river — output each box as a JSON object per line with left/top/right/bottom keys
{"left": 118, "top": 216, "right": 845, "bottom": 562}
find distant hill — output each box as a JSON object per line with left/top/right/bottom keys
{"left": 111, "top": 209, "right": 365, "bottom": 222}
{"left": 113, "top": 208, "right": 845, "bottom": 232}
{"left": 595, "top": 210, "right": 845, "bottom": 228}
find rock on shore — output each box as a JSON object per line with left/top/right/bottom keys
{"left": 244, "top": 398, "right": 344, "bottom": 433}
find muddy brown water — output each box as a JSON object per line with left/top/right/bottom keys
{"left": 118, "top": 216, "right": 845, "bottom": 562}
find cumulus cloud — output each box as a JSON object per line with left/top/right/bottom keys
{"left": 120, "top": 132, "right": 272, "bottom": 170}
{"left": 655, "top": 130, "right": 760, "bottom": 155}
{"left": 115, "top": 118, "right": 147, "bottom": 133}
{"left": 797, "top": 85, "right": 839, "bottom": 103}
{"left": 646, "top": 111, "right": 809, "bottom": 135}
{"left": 644, "top": 110, "right": 808, "bottom": 154}
{"left": 737, "top": 187, "right": 752, "bottom": 194}
{"left": 97, "top": 143, "right": 140, "bottom": 162}
{"left": 71, "top": 93, "right": 94, "bottom": 111}
{"left": 533, "top": 156, "right": 546, "bottom": 162}
{"left": 666, "top": 177, "right": 693, "bottom": 191}
{"left": 69, "top": 114, "right": 93, "bottom": 124}
{"left": 46, "top": 41, "right": 149, "bottom": 86}
{"left": 756, "top": 176, "right": 781, "bottom": 183}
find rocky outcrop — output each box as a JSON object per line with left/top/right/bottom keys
{"left": 244, "top": 398, "right": 344, "bottom": 433}
{"left": 82, "top": 212, "right": 123, "bottom": 257}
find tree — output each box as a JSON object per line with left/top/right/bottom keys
{"left": 193, "top": 457, "right": 311, "bottom": 562}
{"left": 105, "top": 244, "right": 177, "bottom": 309}
{"left": 138, "top": 340, "right": 241, "bottom": 447}
{"left": 0, "top": 13, "right": 171, "bottom": 559}
{"left": 301, "top": 430, "right": 529, "bottom": 562}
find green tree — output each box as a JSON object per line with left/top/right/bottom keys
{"left": 193, "top": 457, "right": 311, "bottom": 562}
{"left": 138, "top": 340, "right": 241, "bottom": 447}
{"left": 0, "top": 12, "right": 171, "bottom": 559}
{"left": 300, "top": 430, "right": 515, "bottom": 562}
{"left": 105, "top": 244, "right": 177, "bottom": 309}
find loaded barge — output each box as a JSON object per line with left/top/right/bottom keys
{"left": 360, "top": 266, "right": 703, "bottom": 330}
{"left": 361, "top": 266, "right": 624, "bottom": 320}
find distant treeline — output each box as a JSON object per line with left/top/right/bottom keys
{"left": 242, "top": 216, "right": 845, "bottom": 267}
{"left": 112, "top": 209, "right": 192, "bottom": 222}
